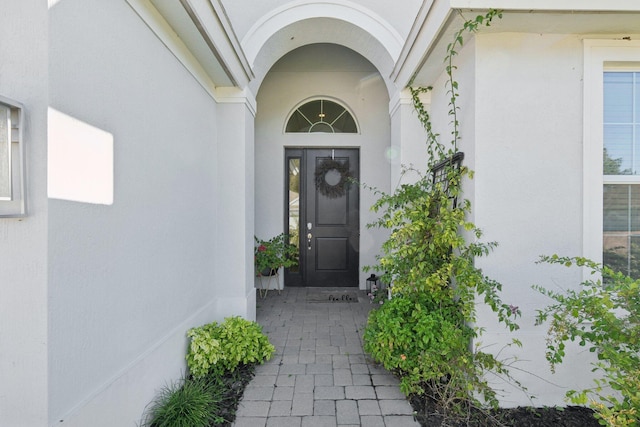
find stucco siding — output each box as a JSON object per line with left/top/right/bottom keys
{"left": 421, "top": 32, "right": 592, "bottom": 406}
{"left": 48, "top": 1, "right": 220, "bottom": 424}
{"left": 473, "top": 33, "right": 588, "bottom": 406}
{"left": 0, "top": 1, "right": 49, "bottom": 426}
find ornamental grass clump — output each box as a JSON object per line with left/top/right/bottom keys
{"left": 141, "top": 375, "right": 224, "bottom": 427}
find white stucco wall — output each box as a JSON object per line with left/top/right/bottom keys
{"left": 48, "top": 1, "right": 229, "bottom": 424}
{"left": 423, "top": 32, "right": 591, "bottom": 406}
{"left": 255, "top": 44, "right": 391, "bottom": 289}
{"left": 472, "top": 33, "right": 588, "bottom": 406}
{"left": 423, "top": 32, "right": 595, "bottom": 406}
{"left": 0, "top": 1, "right": 49, "bottom": 426}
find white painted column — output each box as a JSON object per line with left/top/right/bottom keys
{"left": 214, "top": 88, "right": 257, "bottom": 321}
{"left": 389, "top": 88, "right": 429, "bottom": 189}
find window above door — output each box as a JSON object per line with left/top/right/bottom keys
{"left": 285, "top": 98, "right": 358, "bottom": 133}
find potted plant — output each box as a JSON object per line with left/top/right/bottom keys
{"left": 254, "top": 233, "right": 298, "bottom": 277}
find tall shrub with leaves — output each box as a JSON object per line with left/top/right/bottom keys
{"left": 534, "top": 255, "right": 640, "bottom": 426}
{"left": 186, "top": 316, "right": 274, "bottom": 378}
{"left": 364, "top": 9, "right": 525, "bottom": 418}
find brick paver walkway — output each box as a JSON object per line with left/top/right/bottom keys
{"left": 232, "top": 287, "right": 419, "bottom": 427}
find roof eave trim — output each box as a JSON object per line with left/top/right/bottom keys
{"left": 180, "top": 0, "right": 254, "bottom": 88}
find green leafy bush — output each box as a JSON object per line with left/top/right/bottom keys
{"left": 142, "top": 375, "right": 223, "bottom": 427}
{"left": 255, "top": 233, "right": 298, "bottom": 275}
{"left": 534, "top": 255, "right": 640, "bottom": 426}
{"left": 364, "top": 293, "right": 473, "bottom": 395}
{"left": 186, "top": 316, "right": 275, "bottom": 378}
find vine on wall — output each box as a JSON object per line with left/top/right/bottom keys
{"left": 363, "top": 9, "right": 529, "bottom": 421}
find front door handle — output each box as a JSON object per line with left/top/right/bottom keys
{"left": 307, "top": 233, "right": 312, "bottom": 250}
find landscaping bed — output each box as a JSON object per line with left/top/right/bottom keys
{"left": 410, "top": 394, "right": 601, "bottom": 427}
{"left": 211, "top": 363, "right": 255, "bottom": 426}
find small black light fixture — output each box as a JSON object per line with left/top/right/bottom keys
{"left": 366, "top": 273, "right": 380, "bottom": 293}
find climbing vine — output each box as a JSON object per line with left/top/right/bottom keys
{"left": 363, "top": 9, "right": 528, "bottom": 423}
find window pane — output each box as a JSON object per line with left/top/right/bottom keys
{"left": 288, "top": 158, "right": 300, "bottom": 272}
{"left": 602, "top": 73, "right": 640, "bottom": 278}
{"left": 286, "top": 99, "right": 357, "bottom": 133}
{"left": 604, "top": 72, "right": 633, "bottom": 123}
{"left": 332, "top": 111, "right": 357, "bottom": 133}
{"left": 285, "top": 111, "right": 310, "bottom": 133}
{"left": 604, "top": 124, "right": 634, "bottom": 174}
{"left": 0, "top": 104, "right": 10, "bottom": 200}
{"left": 604, "top": 72, "right": 639, "bottom": 175}
{"left": 603, "top": 184, "right": 640, "bottom": 279}
{"left": 310, "top": 122, "right": 333, "bottom": 133}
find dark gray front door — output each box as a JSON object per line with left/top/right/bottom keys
{"left": 285, "top": 148, "right": 359, "bottom": 287}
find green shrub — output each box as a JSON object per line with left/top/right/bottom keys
{"left": 186, "top": 316, "right": 275, "bottom": 378}
{"left": 534, "top": 255, "right": 640, "bottom": 426}
{"left": 363, "top": 292, "right": 519, "bottom": 415}
{"left": 142, "top": 375, "right": 223, "bottom": 427}
{"left": 364, "top": 293, "right": 473, "bottom": 396}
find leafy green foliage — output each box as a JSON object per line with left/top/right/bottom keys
{"left": 186, "top": 316, "right": 275, "bottom": 378}
{"left": 142, "top": 375, "right": 224, "bottom": 427}
{"left": 255, "top": 233, "right": 298, "bottom": 274}
{"left": 534, "top": 255, "right": 640, "bottom": 426}
{"left": 364, "top": 293, "right": 474, "bottom": 395}
{"left": 366, "top": 165, "right": 519, "bottom": 332}
{"left": 363, "top": 9, "right": 526, "bottom": 421}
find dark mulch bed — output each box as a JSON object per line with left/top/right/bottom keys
{"left": 410, "top": 394, "right": 601, "bottom": 427}
{"left": 215, "top": 363, "right": 255, "bottom": 426}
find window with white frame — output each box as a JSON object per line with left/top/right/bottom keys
{"left": 584, "top": 41, "right": 640, "bottom": 278}
{"left": 0, "top": 95, "right": 25, "bottom": 217}
{"left": 603, "top": 71, "right": 640, "bottom": 278}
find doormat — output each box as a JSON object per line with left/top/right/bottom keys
{"left": 306, "top": 290, "right": 361, "bottom": 303}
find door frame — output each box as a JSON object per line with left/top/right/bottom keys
{"left": 284, "top": 147, "right": 360, "bottom": 287}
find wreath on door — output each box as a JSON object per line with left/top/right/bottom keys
{"left": 315, "top": 159, "right": 352, "bottom": 199}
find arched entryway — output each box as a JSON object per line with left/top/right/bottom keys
{"left": 255, "top": 43, "right": 391, "bottom": 289}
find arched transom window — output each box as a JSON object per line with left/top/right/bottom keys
{"left": 286, "top": 99, "right": 358, "bottom": 133}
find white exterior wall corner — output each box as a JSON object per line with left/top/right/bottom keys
{"left": 0, "top": 1, "right": 49, "bottom": 426}
{"left": 214, "top": 100, "right": 256, "bottom": 320}
{"left": 48, "top": 1, "right": 224, "bottom": 425}
{"left": 472, "top": 33, "right": 590, "bottom": 406}
{"left": 389, "top": 89, "right": 430, "bottom": 189}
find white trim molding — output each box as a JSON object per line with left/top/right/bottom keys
{"left": 126, "top": 0, "right": 253, "bottom": 92}
{"left": 389, "top": 88, "right": 421, "bottom": 118}
{"left": 583, "top": 39, "right": 640, "bottom": 264}
{"left": 215, "top": 87, "right": 257, "bottom": 117}
{"left": 241, "top": 0, "right": 403, "bottom": 68}
{"left": 180, "top": 0, "right": 254, "bottom": 87}
{"left": 451, "top": 0, "right": 640, "bottom": 11}
{"left": 126, "top": 0, "right": 220, "bottom": 98}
